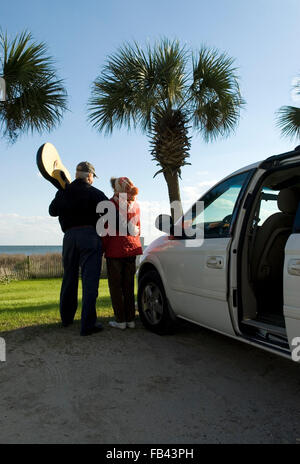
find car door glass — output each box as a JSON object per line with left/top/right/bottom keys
{"left": 183, "top": 171, "right": 251, "bottom": 238}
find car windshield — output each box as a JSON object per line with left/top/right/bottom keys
{"left": 180, "top": 170, "right": 252, "bottom": 238}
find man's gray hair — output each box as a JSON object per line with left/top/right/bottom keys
{"left": 76, "top": 170, "right": 90, "bottom": 180}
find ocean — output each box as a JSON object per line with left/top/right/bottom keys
{"left": 0, "top": 246, "right": 62, "bottom": 255}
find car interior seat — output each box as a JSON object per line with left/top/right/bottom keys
{"left": 255, "top": 189, "right": 299, "bottom": 280}
{"left": 250, "top": 188, "right": 299, "bottom": 317}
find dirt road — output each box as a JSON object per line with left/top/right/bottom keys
{"left": 0, "top": 319, "right": 299, "bottom": 443}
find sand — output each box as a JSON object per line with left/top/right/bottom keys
{"left": 0, "top": 319, "right": 299, "bottom": 443}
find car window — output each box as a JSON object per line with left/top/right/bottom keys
{"left": 258, "top": 188, "right": 280, "bottom": 225}
{"left": 182, "top": 171, "right": 251, "bottom": 238}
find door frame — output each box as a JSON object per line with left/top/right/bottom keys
{"left": 234, "top": 161, "right": 300, "bottom": 354}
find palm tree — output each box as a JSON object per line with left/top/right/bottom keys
{"left": 88, "top": 39, "right": 244, "bottom": 220}
{"left": 0, "top": 30, "right": 67, "bottom": 142}
{"left": 276, "top": 79, "right": 300, "bottom": 140}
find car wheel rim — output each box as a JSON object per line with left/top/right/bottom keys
{"left": 141, "top": 282, "right": 164, "bottom": 325}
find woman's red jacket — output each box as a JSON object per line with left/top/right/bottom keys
{"left": 102, "top": 198, "right": 143, "bottom": 259}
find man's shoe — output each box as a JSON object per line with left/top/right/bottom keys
{"left": 109, "top": 320, "right": 126, "bottom": 330}
{"left": 80, "top": 322, "right": 103, "bottom": 336}
{"left": 62, "top": 321, "right": 73, "bottom": 328}
{"left": 126, "top": 321, "right": 135, "bottom": 329}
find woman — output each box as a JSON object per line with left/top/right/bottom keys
{"left": 103, "top": 177, "right": 143, "bottom": 329}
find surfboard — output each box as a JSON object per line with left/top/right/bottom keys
{"left": 36, "top": 143, "right": 72, "bottom": 190}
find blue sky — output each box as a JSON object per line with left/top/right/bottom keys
{"left": 0, "top": 0, "right": 299, "bottom": 244}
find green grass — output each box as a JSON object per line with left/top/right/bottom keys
{"left": 0, "top": 278, "right": 114, "bottom": 332}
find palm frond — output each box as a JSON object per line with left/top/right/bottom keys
{"left": 292, "top": 78, "right": 300, "bottom": 97}
{"left": 87, "top": 39, "right": 187, "bottom": 134}
{"left": 153, "top": 38, "right": 188, "bottom": 106}
{"left": 276, "top": 106, "right": 300, "bottom": 140}
{"left": 188, "top": 46, "right": 244, "bottom": 140}
{"left": 88, "top": 42, "right": 156, "bottom": 133}
{"left": 0, "top": 30, "right": 67, "bottom": 142}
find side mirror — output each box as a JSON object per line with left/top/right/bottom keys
{"left": 0, "top": 77, "right": 6, "bottom": 101}
{"left": 155, "top": 214, "right": 174, "bottom": 235}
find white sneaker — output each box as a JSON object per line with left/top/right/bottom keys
{"left": 126, "top": 321, "right": 135, "bottom": 329}
{"left": 109, "top": 320, "right": 126, "bottom": 330}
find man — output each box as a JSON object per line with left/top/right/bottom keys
{"left": 49, "top": 162, "right": 108, "bottom": 336}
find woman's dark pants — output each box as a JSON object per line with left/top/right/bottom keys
{"left": 60, "top": 227, "right": 102, "bottom": 334}
{"left": 106, "top": 257, "right": 136, "bottom": 323}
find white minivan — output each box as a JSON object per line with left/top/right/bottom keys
{"left": 137, "top": 146, "right": 300, "bottom": 362}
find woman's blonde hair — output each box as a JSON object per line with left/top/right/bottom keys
{"left": 110, "top": 177, "right": 138, "bottom": 198}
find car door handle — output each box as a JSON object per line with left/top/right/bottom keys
{"left": 206, "top": 256, "right": 224, "bottom": 269}
{"left": 288, "top": 259, "right": 300, "bottom": 276}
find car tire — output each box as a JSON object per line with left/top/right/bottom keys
{"left": 138, "top": 270, "right": 176, "bottom": 335}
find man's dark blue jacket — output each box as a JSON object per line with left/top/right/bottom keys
{"left": 49, "top": 179, "right": 108, "bottom": 232}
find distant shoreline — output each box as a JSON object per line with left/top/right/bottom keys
{"left": 0, "top": 246, "right": 62, "bottom": 255}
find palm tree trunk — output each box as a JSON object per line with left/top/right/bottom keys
{"left": 163, "top": 171, "right": 183, "bottom": 223}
